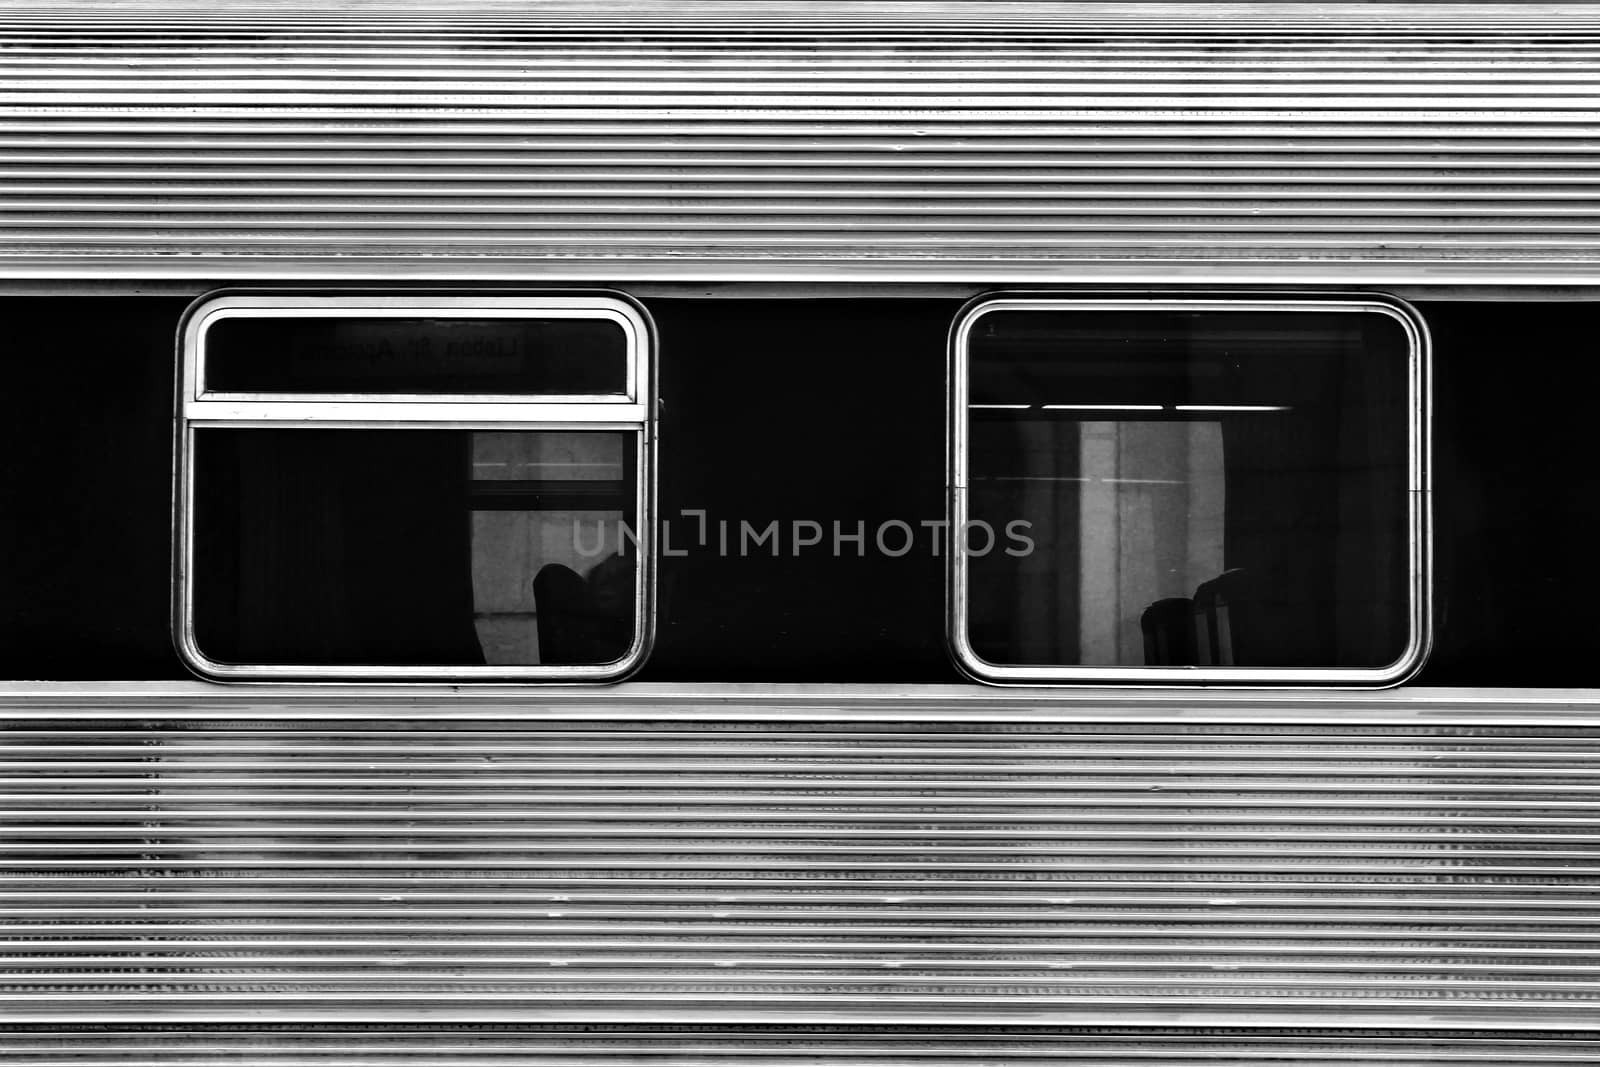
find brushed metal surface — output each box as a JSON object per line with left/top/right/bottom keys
{"left": 0, "top": 2, "right": 1598, "bottom": 282}
{"left": 2, "top": 686, "right": 1597, "bottom": 1033}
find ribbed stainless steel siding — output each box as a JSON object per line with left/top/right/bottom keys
{"left": 4, "top": 1027, "right": 1600, "bottom": 1066}
{"left": 1, "top": 2, "right": 1599, "bottom": 283}
{"left": 3, "top": 686, "right": 1598, "bottom": 1040}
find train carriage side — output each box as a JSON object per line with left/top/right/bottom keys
{"left": 2, "top": 3, "right": 1600, "bottom": 1065}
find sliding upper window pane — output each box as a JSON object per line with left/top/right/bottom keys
{"left": 204, "top": 316, "right": 629, "bottom": 397}
{"left": 951, "top": 297, "right": 1427, "bottom": 685}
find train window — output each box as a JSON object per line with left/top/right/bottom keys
{"left": 174, "top": 292, "right": 654, "bottom": 681}
{"left": 950, "top": 297, "right": 1427, "bottom": 685}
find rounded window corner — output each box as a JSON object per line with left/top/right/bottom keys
{"left": 173, "top": 289, "right": 656, "bottom": 685}
{"left": 949, "top": 294, "right": 1428, "bottom": 688}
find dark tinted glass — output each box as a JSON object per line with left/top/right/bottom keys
{"left": 204, "top": 317, "right": 628, "bottom": 395}
{"left": 191, "top": 428, "right": 638, "bottom": 667}
{"left": 965, "top": 308, "right": 1411, "bottom": 670}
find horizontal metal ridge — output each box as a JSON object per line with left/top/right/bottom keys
{"left": 0, "top": 4, "right": 1597, "bottom": 282}
{"left": 7, "top": 3, "right": 1600, "bottom": 27}
{"left": 11, "top": 681, "right": 1600, "bottom": 721}
{"left": 5, "top": 1035, "right": 1600, "bottom": 1067}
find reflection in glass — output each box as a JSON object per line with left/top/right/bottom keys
{"left": 204, "top": 317, "right": 629, "bottom": 396}
{"left": 191, "top": 429, "right": 637, "bottom": 667}
{"left": 965, "top": 309, "right": 1410, "bottom": 670}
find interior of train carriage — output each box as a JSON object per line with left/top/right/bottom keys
{"left": 0, "top": 290, "right": 1585, "bottom": 687}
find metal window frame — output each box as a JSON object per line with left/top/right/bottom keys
{"left": 947, "top": 292, "right": 1431, "bottom": 688}
{"left": 172, "top": 289, "right": 656, "bottom": 683}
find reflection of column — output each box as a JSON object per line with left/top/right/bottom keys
{"left": 1079, "top": 421, "right": 1226, "bottom": 667}
{"left": 1014, "top": 421, "right": 1076, "bottom": 663}
{"left": 470, "top": 432, "right": 626, "bottom": 665}
{"left": 1111, "top": 423, "right": 1169, "bottom": 662}
{"left": 1079, "top": 422, "right": 1119, "bottom": 664}
{"left": 1118, "top": 489, "right": 1157, "bottom": 659}
{"left": 1187, "top": 422, "right": 1226, "bottom": 591}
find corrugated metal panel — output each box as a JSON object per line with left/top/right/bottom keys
{"left": 0, "top": 2, "right": 1599, "bottom": 284}
{"left": 2, "top": 686, "right": 1598, "bottom": 1040}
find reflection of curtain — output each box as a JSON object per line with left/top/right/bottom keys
{"left": 1336, "top": 322, "right": 1407, "bottom": 666}
{"left": 966, "top": 418, "right": 1081, "bottom": 664}
{"left": 1221, "top": 331, "right": 1405, "bottom": 668}
{"left": 197, "top": 430, "right": 484, "bottom": 665}
{"left": 1224, "top": 404, "right": 1336, "bottom": 666}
